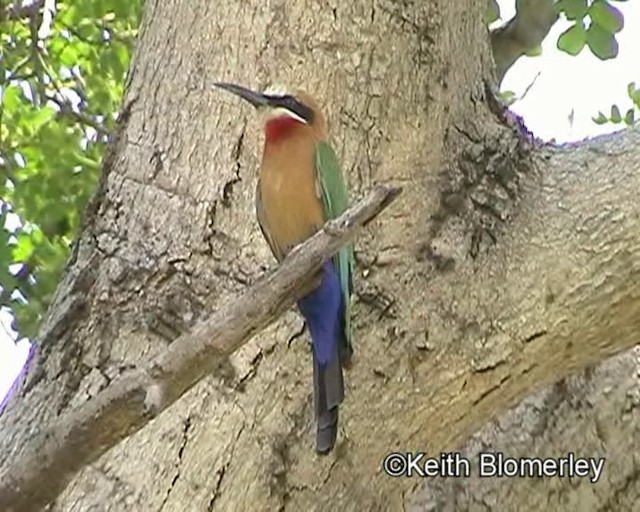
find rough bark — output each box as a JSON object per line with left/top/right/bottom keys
{"left": 0, "top": 186, "right": 400, "bottom": 512}
{"left": 1, "top": 0, "right": 639, "bottom": 511}
{"left": 409, "top": 347, "right": 640, "bottom": 511}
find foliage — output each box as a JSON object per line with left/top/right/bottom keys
{"left": 593, "top": 82, "right": 640, "bottom": 126}
{"left": 556, "top": 0, "right": 626, "bottom": 60}
{"left": 488, "top": 0, "right": 635, "bottom": 130}
{"left": 0, "top": 0, "right": 142, "bottom": 339}
{"left": 485, "top": 0, "right": 501, "bottom": 25}
{"left": 549, "top": 0, "right": 638, "bottom": 128}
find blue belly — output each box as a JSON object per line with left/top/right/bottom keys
{"left": 297, "top": 260, "right": 344, "bottom": 365}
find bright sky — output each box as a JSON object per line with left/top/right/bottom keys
{"left": 0, "top": 1, "right": 639, "bottom": 404}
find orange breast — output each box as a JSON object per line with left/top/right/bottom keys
{"left": 259, "top": 128, "right": 325, "bottom": 255}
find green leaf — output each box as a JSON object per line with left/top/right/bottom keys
{"left": 589, "top": 0, "right": 624, "bottom": 33}
{"left": 586, "top": 22, "right": 618, "bottom": 59}
{"left": 524, "top": 45, "right": 542, "bottom": 57}
{"left": 592, "top": 112, "right": 608, "bottom": 124}
{"left": 557, "top": 0, "right": 589, "bottom": 20}
{"left": 628, "top": 82, "right": 640, "bottom": 107}
{"left": 0, "top": 0, "right": 142, "bottom": 340}
{"left": 11, "top": 233, "right": 35, "bottom": 262}
{"left": 557, "top": 21, "right": 587, "bottom": 55}
{"left": 484, "top": 0, "right": 500, "bottom": 25}
{"left": 499, "top": 90, "right": 517, "bottom": 106}
{"left": 2, "top": 85, "right": 23, "bottom": 113}
{"left": 610, "top": 105, "right": 622, "bottom": 123}
{"left": 26, "top": 106, "right": 57, "bottom": 133}
{"left": 624, "top": 109, "right": 635, "bottom": 126}
{"left": 59, "top": 44, "right": 82, "bottom": 67}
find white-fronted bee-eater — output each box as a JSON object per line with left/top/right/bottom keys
{"left": 213, "top": 82, "right": 354, "bottom": 454}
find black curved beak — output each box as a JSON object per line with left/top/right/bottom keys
{"left": 212, "top": 82, "right": 270, "bottom": 108}
{"left": 213, "top": 81, "right": 315, "bottom": 124}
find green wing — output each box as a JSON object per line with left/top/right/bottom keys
{"left": 315, "top": 140, "right": 355, "bottom": 353}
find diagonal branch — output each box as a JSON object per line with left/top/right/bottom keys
{"left": 46, "top": 94, "right": 111, "bottom": 138}
{"left": 0, "top": 184, "right": 402, "bottom": 512}
{"left": 491, "top": 0, "right": 559, "bottom": 84}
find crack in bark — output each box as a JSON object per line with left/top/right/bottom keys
{"left": 286, "top": 321, "right": 307, "bottom": 349}
{"left": 524, "top": 330, "right": 547, "bottom": 344}
{"left": 148, "top": 147, "right": 165, "bottom": 180}
{"left": 235, "top": 348, "right": 265, "bottom": 391}
{"left": 208, "top": 420, "right": 245, "bottom": 511}
{"left": 206, "top": 464, "right": 227, "bottom": 512}
{"left": 221, "top": 122, "right": 246, "bottom": 207}
{"left": 471, "top": 374, "right": 511, "bottom": 407}
{"left": 158, "top": 415, "right": 193, "bottom": 512}
{"left": 471, "top": 357, "right": 506, "bottom": 373}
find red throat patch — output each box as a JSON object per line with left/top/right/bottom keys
{"left": 264, "top": 116, "right": 303, "bottom": 143}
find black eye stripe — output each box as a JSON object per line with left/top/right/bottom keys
{"left": 266, "top": 94, "right": 315, "bottom": 124}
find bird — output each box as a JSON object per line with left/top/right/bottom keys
{"left": 212, "top": 81, "right": 354, "bottom": 454}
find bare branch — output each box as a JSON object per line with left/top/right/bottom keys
{"left": 491, "top": 0, "right": 558, "bottom": 84}
{"left": 0, "top": 184, "right": 402, "bottom": 512}
{"left": 46, "top": 94, "right": 111, "bottom": 138}
{"left": 0, "top": 0, "right": 45, "bottom": 23}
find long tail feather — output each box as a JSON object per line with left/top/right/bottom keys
{"left": 313, "top": 351, "right": 343, "bottom": 454}
{"left": 298, "top": 261, "right": 346, "bottom": 453}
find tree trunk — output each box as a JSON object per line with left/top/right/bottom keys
{"left": 1, "top": 0, "right": 639, "bottom": 510}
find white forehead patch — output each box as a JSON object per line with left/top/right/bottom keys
{"left": 262, "top": 83, "right": 292, "bottom": 97}
{"left": 263, "top": 107, "right": 307, "bottom": 124}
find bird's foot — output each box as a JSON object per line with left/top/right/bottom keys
{"left": 340, "top": 346, "right": 354, "bottom": 370}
